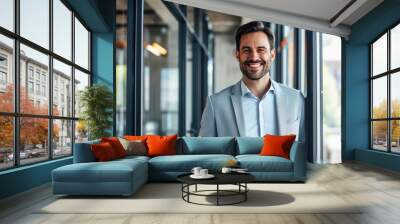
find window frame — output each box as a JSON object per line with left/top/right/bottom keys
{"left": 0, "top": 0, "right": 92, "bottom": 171}
{"left": 370, "top": 20, "right": 400, "bottom": 154}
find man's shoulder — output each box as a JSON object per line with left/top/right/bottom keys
{"left": 209, "top": 82, "right": 238, "bottom": 100}
{"left": 274, "top": 81, "right": 304, "bottom": 98}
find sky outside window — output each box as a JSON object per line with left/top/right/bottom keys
{"left": 0, "top": 0, "right": 14, "bottom": 31}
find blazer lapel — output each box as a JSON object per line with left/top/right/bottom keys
{"left": 230, "top": 82, "right": 245, "bottom": 137}
{"left": 272, "top": 80, "right": 287, "bottom": 135}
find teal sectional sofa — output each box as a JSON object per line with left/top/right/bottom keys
{"left": 52, "top": 137, "right": 306, "bottom": 196}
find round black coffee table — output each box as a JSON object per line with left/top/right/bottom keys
{"left": 177, "top": 173, "right": 255, "bottom": 206}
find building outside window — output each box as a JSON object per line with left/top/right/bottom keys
{"left": 0, "top": 71, "right": 6, "bottom": 85}
{"left": 28, "top": 81, "right": 34, "bottom": 94}
{"left": 371, "top": 23, "right": 400, "bottom": 153}
{"left": 0, "top": 54, "right": 7, "bottom": 67}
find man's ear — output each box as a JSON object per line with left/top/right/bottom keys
{"left": 235, "top": 50, "right": 240, "bottom": 61}
{"left": 270, "top": 48, "right": 276, "bottom": 61}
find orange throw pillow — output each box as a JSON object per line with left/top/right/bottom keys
{"left": 101, "top": 137, "right": 127, "bottom": 158}
{"left": 124, "top": 135, "right": 149, "bottom": 141}
{"left": 91, "top": 142, "right": 117, "bottom": 161}
{"left": 260, "top": 134, "right": 296, "bottom": 159}
{"left": 146, "top": 134, "right": 177, "bottom": 157}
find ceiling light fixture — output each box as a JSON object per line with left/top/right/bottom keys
{"left": 145, "top": 42, "right": 167, "bottom": 56}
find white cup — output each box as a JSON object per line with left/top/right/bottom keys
{"left": 200, "top": 169, "right": 208, "bottom": 176}
{"left": 191, "top": 167, "right": 202, "bottom": 176}
{"left": 221, "top": 167, "right": 232, "bottom": 174}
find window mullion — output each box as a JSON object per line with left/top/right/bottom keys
{"left": 388, "top": 30, "right": 391, "bottom": 152}
{"left": 49, "top": 0, "right": 54, "bottom": 160}
{"left": 370, "top": 45, "right": 373, "bottom": 149}
{"left": 71, "top": 11, "right": 76, "bottom": 154}
{"left": 14, "top": 0, "right": 21, "bottom": 167}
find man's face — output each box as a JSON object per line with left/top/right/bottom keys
{"left": 236, "top": 31, "right": 276, "bottom": 80}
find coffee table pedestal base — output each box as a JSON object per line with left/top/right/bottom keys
{"left": 181, "top": 183, "right": 248, "bottom": 206}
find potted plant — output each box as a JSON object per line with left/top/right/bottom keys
{"left": 79, "top": 84, "right": 113, "bottom": 140}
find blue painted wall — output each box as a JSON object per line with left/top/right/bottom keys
{"left": 0, "top": 158, "right": 72, "bottom": 199}
{"left": 0, "top": 0, "right": 115, "bottom": 200}
{"left": 91, "top": 0, "right": 115, "bottom": 135}
{"left": 344, "top": 0, "right": 400, "bottom": 171}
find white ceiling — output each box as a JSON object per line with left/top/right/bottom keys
{"left": 165, "top": 0, "right": 384, "bottom": 38}
{"left": 226, "top": 0, "right": 352, "bottom": 22}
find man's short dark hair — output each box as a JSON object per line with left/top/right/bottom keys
{"left": 235, "top": 21, "right": 274, "bottom": 51}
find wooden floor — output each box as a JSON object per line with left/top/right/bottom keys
{"left": 1, "top": 162, "right": 400, "bottom": 224}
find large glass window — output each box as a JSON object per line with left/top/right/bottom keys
{"left": 391, "top": 25, "right": 400, "bottom": 70}
{"left": 322, "top": 34, "right": 342, "bottom": 163}
{"left": 53, "top": 59, "right": 72, "bottom": 117}
{"left": 299, "top": 29, "right": 307, "bottom": 97}
{"left": 53, "top": 0, "right": 72, "bottom": 60}
{"left": 0, "top": 1, "right": 91, "bottom": 170}
{"left": 53, "top": 119, "right": 72, "bottom": 158}
{"left": 75, "top": 17, "right": 89, "bottom": 70}
{"left": 370, "top": 23, "right": 400, "bottom": 153}
{"left": 19, "top": 117, "right": 49, "bottom": 165}
{"left": 115, "top": 0, "right": 128, "bottom": 136}
{"left": 143, "top": 0, "right": 179, "bottom": 135}
{"left": 0, "top": 0, "right": 14, "bottom": 32}
{"left": 0, "top": 116, "right": 13, "bottom": 169}
{"left": 74, "top": 69, "right": 89, "bottom": 119}
{"left": 0, "top": 35, "right": 14, "bottom": 113}
{"left": 20, "top": 44, "right": 49, "bottom": 115}
{"left": 20, "top": 0, "right": 49, "bottom": 49}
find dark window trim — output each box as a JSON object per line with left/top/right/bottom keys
{"left": 0, "top": 0, "right": 92, "bottom": 172}
{"left": 369, "top": 20, "right": 400, "bottom": 154}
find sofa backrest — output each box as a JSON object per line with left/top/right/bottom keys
{"left": 73, "top": 139, "right": 100, "bottom": 163}
{"left": 178, "top": 137, "right": 235, "bottom": 155}
{"left": 74, "top": 137, "right": 299, "bottom": 161}
{"left": 235, "top": 137, "right": 264, "bottom": 155}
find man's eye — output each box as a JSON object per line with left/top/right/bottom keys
{"left": 258, "top": 49, "right": 266, "bottom": 53}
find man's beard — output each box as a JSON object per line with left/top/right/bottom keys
{"left": 239, "top": 58, "right": 271, "bottom": 81}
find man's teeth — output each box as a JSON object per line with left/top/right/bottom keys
{"left": 248, "top": 63, "right": 261, "bottom": 68}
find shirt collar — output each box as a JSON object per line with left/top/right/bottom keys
{"left": 240, "top": 80, "right": 275, "bottom": 97}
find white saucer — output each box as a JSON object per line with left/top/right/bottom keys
{"left": 190, "top": 174, "right": 215, "bottom": 179}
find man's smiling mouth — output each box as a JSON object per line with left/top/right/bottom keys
{"left": 246, "top": 61, "right": 264, "bottom": 69}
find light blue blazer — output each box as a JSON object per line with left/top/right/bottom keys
{"left": 199, "top": 80, "right": 305, "bottom": 143}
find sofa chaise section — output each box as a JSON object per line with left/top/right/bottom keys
{"left": 52, "top": 142, "right": 149, "bottom": 196}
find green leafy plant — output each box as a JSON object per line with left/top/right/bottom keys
{"left": 79, "top": 84, "right": 113, "bottom": 140}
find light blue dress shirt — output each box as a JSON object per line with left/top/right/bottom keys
{"left": 241, "top": 80, "right": 278, "bottom": 137}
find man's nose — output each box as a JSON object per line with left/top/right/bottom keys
{"left": 248, "top": 50, "right": 260, "bottom": 60}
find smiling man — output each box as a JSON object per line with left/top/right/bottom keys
{"left": 199, "top": 21, "right": 304, "bottom": 142}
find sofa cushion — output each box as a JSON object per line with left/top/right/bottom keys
{"left": 148, "top": 154, "right": 235, "bottom": 172}
{"left": 236, "top": 155, "right": 293, "bottom": 172}
{"left": 180, "top": 137, "right": 235, "bottom": 155}
{"left": 236, "top": 137, "right": 263, "bottom": 155}
{"left": 53, "top": 158, "right": 147, "bottom": 183}
{"left": 115, "top": 155, "right": 150, "bottom": 163}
